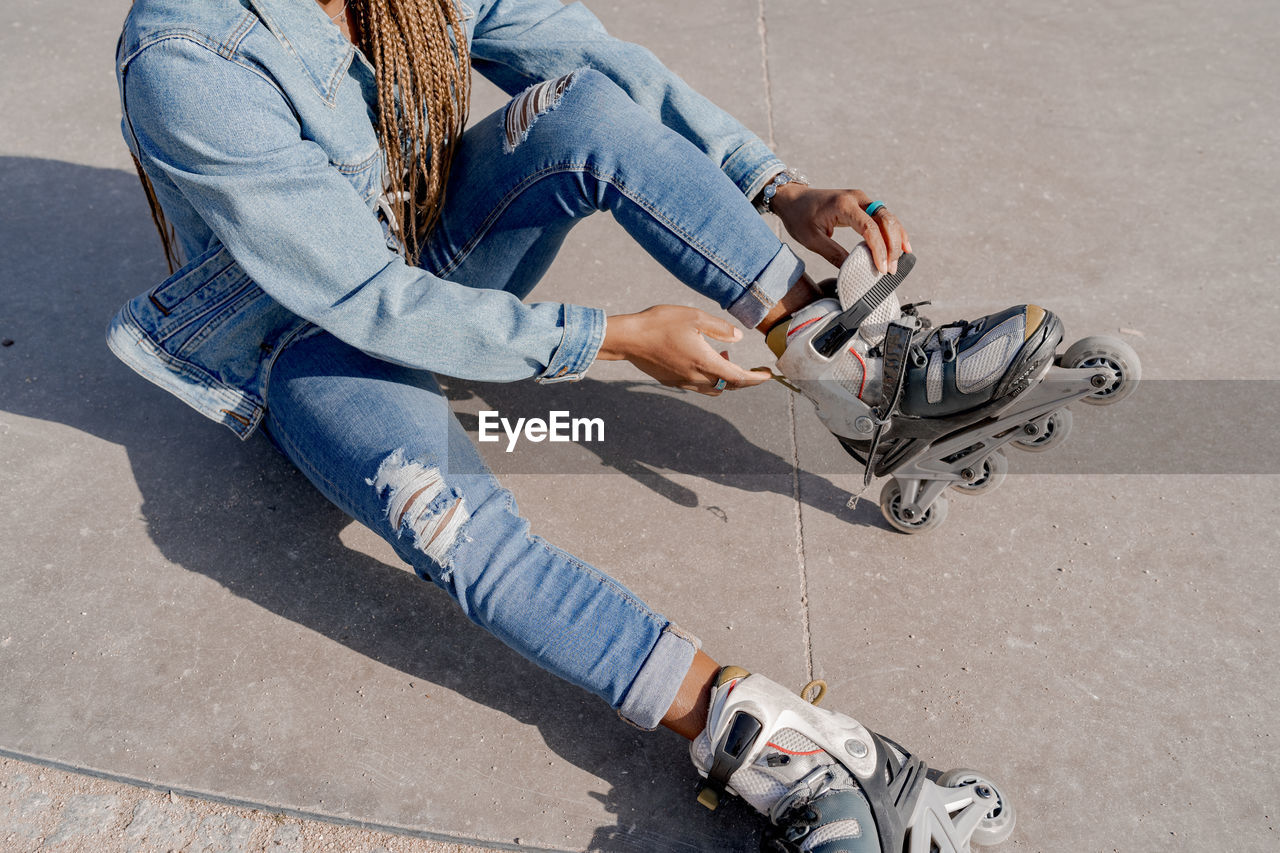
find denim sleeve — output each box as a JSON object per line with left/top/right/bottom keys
{"left": 469, "top": 0, "right": 785, "bottom": 202}
{"left": 121, "top": 38, "right": 603, "bottom": 385}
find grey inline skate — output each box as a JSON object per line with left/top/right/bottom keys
{"left": 692, "top": 668, "right": 1015, "bottom": 852}
{"left": 770, "top": 245, "right": 1140, "bottom": 533}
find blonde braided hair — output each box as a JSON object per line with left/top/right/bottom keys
{"left": 352, "top": 0, "right": 470, "bottom": 263}
{"left": 131, "top": 0, "right": 471, "bottom": 272}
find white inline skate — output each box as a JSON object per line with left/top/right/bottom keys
{"left": 769, "top": 245, "right": 1140, "bottom": 533}
{"left": 692, "top": 668, "right": 1014, "bottom": 852}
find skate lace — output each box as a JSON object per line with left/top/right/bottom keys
{"left": 769, "top": 765, "right": 839, "bottom": 832}
{"left": 911, "top": 319, "right": 972, "bottom": 366}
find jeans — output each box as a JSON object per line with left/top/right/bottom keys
{"left": 263, "top": 70, "right": 803, "bottom": 730}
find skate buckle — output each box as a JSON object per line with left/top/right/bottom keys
{"left": 695, "top": 784, "right": 720, "bottom": 811}
{"left": 699, "top": 711, "right": 763, "bottom": 811}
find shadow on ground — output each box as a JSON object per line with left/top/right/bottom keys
{"left": 0, "top": 157, "right": 873, "bottom": 850}
{"left": 438, "top": 375, "right": 870, "bottom": 523}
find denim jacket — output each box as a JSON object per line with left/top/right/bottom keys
{"left": 109, "top": 0, "right": 785, "bottom": 438}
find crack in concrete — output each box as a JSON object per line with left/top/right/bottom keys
{"left": 759, "top": 0, "right": 814, "bottom": 683}
{"left": 757, "top": 0, "right": 777, "bottom": 149}
{"left": 787, "top": 395, "right": 815, "bottom": 684}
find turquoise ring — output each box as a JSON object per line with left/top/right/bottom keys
{"left": 865, "top": 200, "right": 886, "bottom": 217}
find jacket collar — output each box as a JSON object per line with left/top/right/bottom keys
{"left": 248, "top": 0, "right": 355, "bottom": 104}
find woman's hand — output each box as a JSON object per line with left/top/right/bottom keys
{"left": 770, "top": 182, "right": 911, "bottom": 275}
{"left": 597, "top": 305, "right": 772, "bottom": 396}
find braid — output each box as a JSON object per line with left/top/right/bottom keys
{"left": 128, "top": 0, "right": 472, "bottom": 271}
{"left": 354, "top": 0, "right": 471, "bottom": 263}
{"left": 131, "top": 152, "right": 180, "bottom": 274}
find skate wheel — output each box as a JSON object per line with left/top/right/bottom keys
{"left": 937, "top": 768, "right": 1016, "bottom": 847}
{"left": 951, "top": 451, "right": 1008, "bottom": 496}
{"left": 880, "top": 481, "right": 949, "bottom": 534}
{"left": 1013, "top": 409, "right": 1073, "bottom": 453}
{"left": 1060, "top": 336, "right": 1141, "bottom": 406}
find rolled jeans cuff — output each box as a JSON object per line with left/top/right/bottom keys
{"left": 726, "top": 243, "right": 805, "bottom": 329}
{"left": 721, "top": 138, "right": 786, "bottom": 203}
{"left": 617, "top": 624, "right": 701, "bottom": 731}
{"left": 536, "top": 303, "right": 606, "bottom": 384}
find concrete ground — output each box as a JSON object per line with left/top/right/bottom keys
{"left": 0, "top": 754, "right": 502, "bottom": 853}
{"left": 2, "top": 0, "right": 1277, "bottom": 851}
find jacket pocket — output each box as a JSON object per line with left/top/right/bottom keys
{"left": 171, "top": 277, "right": 274, "bottom": 360}
{"left": 114, "top": 240, "right": 312, "bottom": 436}
{"left": 148, "top": 243, "right": 241, "bottom": 317}
{"left": 148, "top": 246, "right": 258, "bottom": 357}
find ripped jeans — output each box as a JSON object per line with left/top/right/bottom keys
{"left": 262, "top": 70, "right": 804, "bottom": 729}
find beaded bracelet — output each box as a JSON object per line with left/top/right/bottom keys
{"left": 755, "top": 167, "right": 810, "bottom": 214}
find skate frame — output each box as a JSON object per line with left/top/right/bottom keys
{"left": 907, "top": 778, "right": 1002, "bottom": 853}
{"left": 888, "top": 364, "right": 1113, "bottom": 519}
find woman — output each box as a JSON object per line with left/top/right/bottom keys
{"left": 112, "top": 1, "right": 1032, "bottom": 848}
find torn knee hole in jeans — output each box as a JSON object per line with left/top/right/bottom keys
{"left": 504, "top": 70, "right": 579, "bottom": 153}
{"left": 368, "top": 449, "right": 471, "bottom": 568}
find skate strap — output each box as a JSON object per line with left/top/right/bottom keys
{"left": 697, "top": 711, "right": 763, "bottom": 811}
{"left": 812, "top": 253, "right": 916, "bottom": 358}
{"left": 862, "top": 322, "right": 916, "bottom": 487}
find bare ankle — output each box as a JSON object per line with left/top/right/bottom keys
{"left": 660, "top": 650, "right": 721, "bottom": 740}
{"left": 756, "top": 273, "right": 822, "bottom": 335}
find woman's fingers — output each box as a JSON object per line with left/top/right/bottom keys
{"left": 805, "top": 225, "right": 851, "bottom": 268}
{"left": 829, "top": 192, "right": 893, "bottom": 275}
{"left": 696, "top": 350, "right": 772, "bottom": 395}
{"left": 856, "top": 204, "right": 909, "bottom": 275}
{"left": 674, "top": 311, "right": 770, "bottom": 394}
{"left": 774, "top": 186, "right": 912, "bottom": 276}
{"left": 872, "top": 208, "right": 906, "bottom": 274}
{"left": 685, "top": 349, "right": 768, "bottom": 396}
{"left": 856, "top": 211, "right": 892, "bottom": 275}
{"left": 694, "top": 310, "right": 745, "bottom": 344}
{"left": 607, "top": 305, "right": 774, "bottom": 396}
